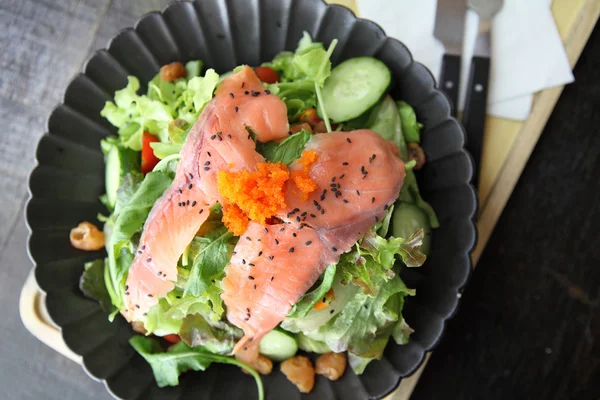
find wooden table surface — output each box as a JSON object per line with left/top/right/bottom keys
{"left": 0, "top": 1, "right": 598, "bottom": 399}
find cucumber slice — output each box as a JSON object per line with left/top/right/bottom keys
{"left": 259, "top": 329, "right": 298, "bottom": 361}
{"left": 392, "top": 202, "right": 432, "bottom": 256}
{"left": 321, "top": 57, "right": 391, "bottom": 122}
{"left": 105, "top": 145, "right": 140, "bottom": 208}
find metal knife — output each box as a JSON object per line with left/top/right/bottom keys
{"left": 462, "top": 0, "right": 503, "bottom": 188}
{"left": 434, "top": 0, "right": 468, "bottom": 116}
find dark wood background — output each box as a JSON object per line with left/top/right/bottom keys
{"left": 0, "top": 1, "right": 597, "bottom": 399}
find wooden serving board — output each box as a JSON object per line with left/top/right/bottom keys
{"left": 19, "top": 0, "right": 599, "bottom": 398}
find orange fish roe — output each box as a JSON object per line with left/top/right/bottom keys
{"left": 217, "top": 162, "right": 290, "bottom": 235}
{"left": 291, "top": 150, "right": 318, "bottom": 201}
{"left": 221, "top": 204, "right": 249, "bottom": 236}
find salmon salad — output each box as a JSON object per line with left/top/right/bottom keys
{"left": 73, "top": 33, "right": 440, "bottom": 398}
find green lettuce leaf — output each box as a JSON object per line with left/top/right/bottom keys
{"left": 288, "top": 264, "right": 336, "bottom": 318}
{"left": 256, "top": 129, "right": 312, "bottom": 165}
{"left": 79, "top": 259, "right": 115, "bottom": 313}
{"left": 313, "top": 275, "right": 413, "bottom": 356}
{"left": 150, "top": 142, "right": 183, "bottom": 159}
{"left": 397, "top": 100, "right": 423, "bottom": 143}
{"left": 367, "top": 96, "right": 405, "bottom": 156}
{"left": 129, "top": 336, "right": 264, "bottom": 399}
{"left": 100, "top": 66, "right": 218, "bottom": 150}
{"left": 179, "top": 313, "right": 242, "bottom": 355}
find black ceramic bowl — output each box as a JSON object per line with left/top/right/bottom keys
{"left": 26, "top": 0, "right": 477, "bottom": 398}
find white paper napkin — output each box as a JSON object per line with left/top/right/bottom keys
{"left": 357, "top": 0, "right": 574, "bottom": 120}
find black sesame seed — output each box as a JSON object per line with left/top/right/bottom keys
{"left": 249, "top": 263, "right": 255, "bottom": 267}
{"left": 265, "top": 89, "right": 271, "bottom": 95}
{"left": 332, "top": 247, "right": 337, "bottom": 252}
{"left": 228, "top": 134, "right": 232, "bottom": 139}
{"left": 313, "top": 200, "right": 319, "bottom": 207}
{"left": 135, "top": 305, "right": 140, "bottom": 309}
{"left": 247, "top": 313, "right": 251, "bottom": 318}
{"left": 289, "top": 247, "right": 295, "bottom": 253}
{"left": 342, "top": 162, "right": 349, "bottom": 166}
{"left": 330, "top": 309, "right": 335, "bottom": 314}
{"left": 305, "top": 241, "right": 312, "bottom": 246}
{"left": 178, "top": 202, "right": 181, "bottom": 206}
{"left": 157, "top": 271, "right": 162, "bottom": 276}
{"left": 292, "top": 233, "right": 297, "bottom": 237}
{"left": 143, "top": 313, "right": 148, "bottom": 316}
{"left": 178, "top": 189, "right": 183, "bottom": 194}
{"left": 280, "top": 227, "right": 285, "bottom": 232}
{"left": 253, "top": 284, "right": 257, "bottom": 290}
{"left": 189, "top": 173, "right": 193, "bottom": 179}
{"left": 251, "top": 90, "right": 260, "bottom": 97}
{"left": 332, "top": 177, "right": 336, "bottom": 183}
{"left": 232, "top": 251, "right": 237, "bottom": 255}
{"left": 321, "top": 194, "right": 326, "bottom": 201}
{"left": 246, "top": 308, "right": 250, "bottom": 312}
{"left": 296, "top": 216, "right": 301, "bottom": 222}
{"left": 210, "top": 135, "right": 216, "bottom": 140}
{"left": 263, "top": 227, "right": 268, "bottom": 233}
{"left": 268, "top": 256, "right": 274, "bottom": 260}
{"left": 310, "top": 213, "right": 316, "bottom": 218}
{"left": 186, "top": 200, "right": 190, "bottom": 206}
{"left": 199, "top": 209, "right": 204, "bottom": 214}
{"left": 384, "top": 204, "right": 389, "bottom": 210}
{"left": 343, "top": 199, "right": 349, "bottom": 203}
{"left": 321, "top": 209, "right": 325, "bottom": 214}
{"left": 207, "top": 151, "right": 211, "bottom": 157}
{"left": 258, "top": 251, "right": 263, "bottom": 256}
{"left": 244, "top": 318, "right": 249, "bottom": 322}
{"left": 242, "top": 259, "right": 246, "bottom": 265}
{"left": 148, "top": 294, "right": 153, "bottom": 298}
{"left": 339, "top": 174, "right": 345, "bottom": 179}
{"left": 192, "top": 201, "right": 197, "bottom": 207}
{"left": 146, "top": 258, "right": 152, "bottom": 263}
{"left": 372, "top": 197, "right": 375, "bottom": 203}
{"left": 301, "top": 212, "right": 307, "bottom": 217}
{"left": 298, "top": 225, "right": 304, "bottom": 230}
{"left": 246, "top": 236, "right": 251, "bottom": 241}
{"left": 288, "top": 131, "right": 293, "bottom": 136}
{"left": 322, "top": 297, "right": 327, "bottom": 302}
{"left": 270, "top": 276, "right": 274, "bottom": 281}
{"left": 245, "top": 90, "right": 249, "bottom": 95}
{"left": 346, "top": 138, "right": 351, "bottom": 143}
{"left": 138, "top": 250, "right": 142, "bottom": 254}
{"left": 375, "top": 216, "right": 379, "bottom": 222}
{"left": 275, "top": 239, "right": 279, "bottom": 245}
{"left": 248, "top": 276, "right": 255, "bottom": 280}
{"left": 125, "top": 285, "right": 129, "bottom": 290}
{"left": 242, "top": 82, "right": 245, "bottom": 88}
{"left": 204, "top": 167, "right": 211, "bottom": 171}
{"left": 356, "top": 190, "right": 360, "bottom": 196}
{"left": 204, "top": 161, "right": 210, "bottom": 166}
{"left": 217, "top": 135, "right": 222, "bottom": 141}
{"left": 235, "top": 106, "right": 239, "bottom": 112}
{"left": 229, "top": 92, "right": 234, "bottom": 98}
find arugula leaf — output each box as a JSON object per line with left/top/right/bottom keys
{"left": 397, "top": 100, "right": 423, "bottom": 143}
{"left": 288, "top": 264, "right": 336, "bottom": 318}
{"left": 129, "top": 336, "right": 264, "bottom": 400}
{"left": 257, "top": 130, "right": 312, "bottom": 165}
{"left": 79, "top": 259, "right": 115, "bottom": 313}
{"left": 184, "top": 226, "right": 236, "bottom": 298}
{"left": 179, "top": 314, "right": 242, "bottom": 355}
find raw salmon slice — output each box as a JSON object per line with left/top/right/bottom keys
{"left": 123, "top": 67, "right": 289, "bottom": 321}
{"left": 222, "top": 129, "right": 405, "bottom": 354}
{"left": 281, "top": 129, "right": 406, "bottom": 253}
{"left": 221, "top": 222, "right": 329, "bottom": 353}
